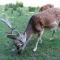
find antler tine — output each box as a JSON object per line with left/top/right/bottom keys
{"left": 0, "top": 16, "right": 12, "bottom": 29}
{"left": 13, "top": 30, "right": 20, "bottom": 36}
{"left": 0, "top": 16, "right": 20, "bottom": 36}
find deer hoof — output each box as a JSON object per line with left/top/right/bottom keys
{"left": 33, "top": 47, "right": 37, "bottom": 52}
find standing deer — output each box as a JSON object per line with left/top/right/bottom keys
{"left": 1, "top": 8, "right": 60, "bottom": 53}
{"left": 39, "top": 4, "right": 54, "bottom": 11}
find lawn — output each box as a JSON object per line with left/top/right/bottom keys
{"left": 0, "top": 6, "right": 60, "bottom": 60}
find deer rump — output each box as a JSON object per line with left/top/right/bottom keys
{"left": 40, "top": 4, "right": 54, "bottom": 11}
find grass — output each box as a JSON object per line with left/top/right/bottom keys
{"left": 0, "top": 7, "right": 60, "bottom": 60}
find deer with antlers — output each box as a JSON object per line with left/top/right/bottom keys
{"left": 1, "top": 8, "right": 60, "bottom": 53}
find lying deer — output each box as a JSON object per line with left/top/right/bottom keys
{"left": 39, "top": 4, "right": 54, "bottom": 11}
{"left": 1, "top": 8, "right": 60, "bottom": 53}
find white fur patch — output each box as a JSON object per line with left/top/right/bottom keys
{"left": 33, "top": 47, "right": 37, "bottom": 52}
{"left": 17, "top": 33, "right": 27, "bottom": 43}
{"left": 51, "top": 21, "right": 58, "bottom": 25}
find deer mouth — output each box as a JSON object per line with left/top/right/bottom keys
{"left": 16, "top": 43, "right": 25, "bottom": 54}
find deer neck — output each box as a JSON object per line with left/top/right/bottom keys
{"left": 24, "top": 22, "right": 33, "bottom": 40}
{"left": 21, "top": 23, "right": 33, "bottom": 50}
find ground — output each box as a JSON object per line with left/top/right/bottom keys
{"left": 0, "top": 6, "right": 60, "bottom": 60}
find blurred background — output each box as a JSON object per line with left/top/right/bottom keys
{"left": 0, "top": 0, "right": 60, "bottom": 7}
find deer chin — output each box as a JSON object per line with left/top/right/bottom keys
{"left": 17, "top": 38, "right": 27, "bottom": 51}
{"left": 15, "top": 42, "right": 26, "bottom": 54}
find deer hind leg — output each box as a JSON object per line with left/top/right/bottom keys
{"left": 33, "top": 29, "right": 44, "bottom": 52}
{"left": 50, "top": 26, "right": 58, "bottom": 40}
{"left": 49, "top": 20, "right": 58, "bottom": 40}
{"left": 50, "top": 30, "right": 56, "bottom": 40}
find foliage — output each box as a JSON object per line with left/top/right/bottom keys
{"left": 16, "top": 2, "right": 23, "bottom": 8}
{"left": 16, "top": 7, "right": 23, "bottom": 16}
{"left": 4, "top": 2, "right": 24, "bottom": 11}
{"left": 28, "top": 7, "right": 36, "bottom": 12}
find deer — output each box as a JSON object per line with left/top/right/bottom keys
{"left": 39, "top": 4, "right": 54, "bottom": 12}
{"left": 1, "top": 8, "right": 60, "bottom": 53}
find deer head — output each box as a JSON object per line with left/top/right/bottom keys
{"left": 7, "top": 32, "right": 27, "bottom": 51}
{"left": 0, "top": 16, "right": 27, "bottom": 52}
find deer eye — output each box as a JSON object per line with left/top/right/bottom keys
{"left": 18, "top": 39, "right": 23, "bottom": 45}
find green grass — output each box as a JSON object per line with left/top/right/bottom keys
{"left": 0, "top": 7, "right": 60, "bottom": 60}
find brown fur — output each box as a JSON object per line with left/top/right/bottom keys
{"left": 26, "top": 8, "right": 60, "bottom": 37}
{"left": 39, "top": 4, "right": 54, "bottom": 11}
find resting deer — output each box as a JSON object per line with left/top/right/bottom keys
{"left": 1, "top": 8, "right": 60, "bottom": 53}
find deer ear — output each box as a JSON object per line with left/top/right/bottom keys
{"left": 7, "top": 34, "right": 17, "bottom": 39}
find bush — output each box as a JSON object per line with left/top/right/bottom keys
{"left": 28, "top": 7, "right": 36, "bottom": 12}
{"left": 17, "top": 7, "right": 23, "bottom": 16}
{"left": 4, "top": 5, "right": 9, "bottom": 11}
{"left": 16, "top": 2, "right": 23, "bottom": 8}
{"left": 4, "top": 4, "right": 15, "bottom": 11}
{"left": 4, "top": 2, "right": 24, "bottom": 11}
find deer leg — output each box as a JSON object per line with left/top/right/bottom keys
{"left": 50, "top": 30, "right": 56, "bottom": 40}
{"left": 33, "top": 29, "right": 44, "bottom": 52}
{"left": 50, "top": 27, "right": 57, "bottom": 40}
{"left": 22, "top": 35, "right": 32, "bottom": 50}
{"left": 49, "top": 20, "right": 58, "bottom": 40}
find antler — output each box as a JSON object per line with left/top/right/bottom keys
{"left": 0, "top": 16, "right": 12, "bottom": 29}
{"left": 0, "top": 16, "right": 15, "bottom": 34}
{"left": 0, "top": 16, "right": 20, "bottom": 39}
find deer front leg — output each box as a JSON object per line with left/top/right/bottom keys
{"left": 22, "top": 35, "right": 32, "bottom": 50}
{"left": 33, "top": 29, "right": 44, "bottom": 52}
